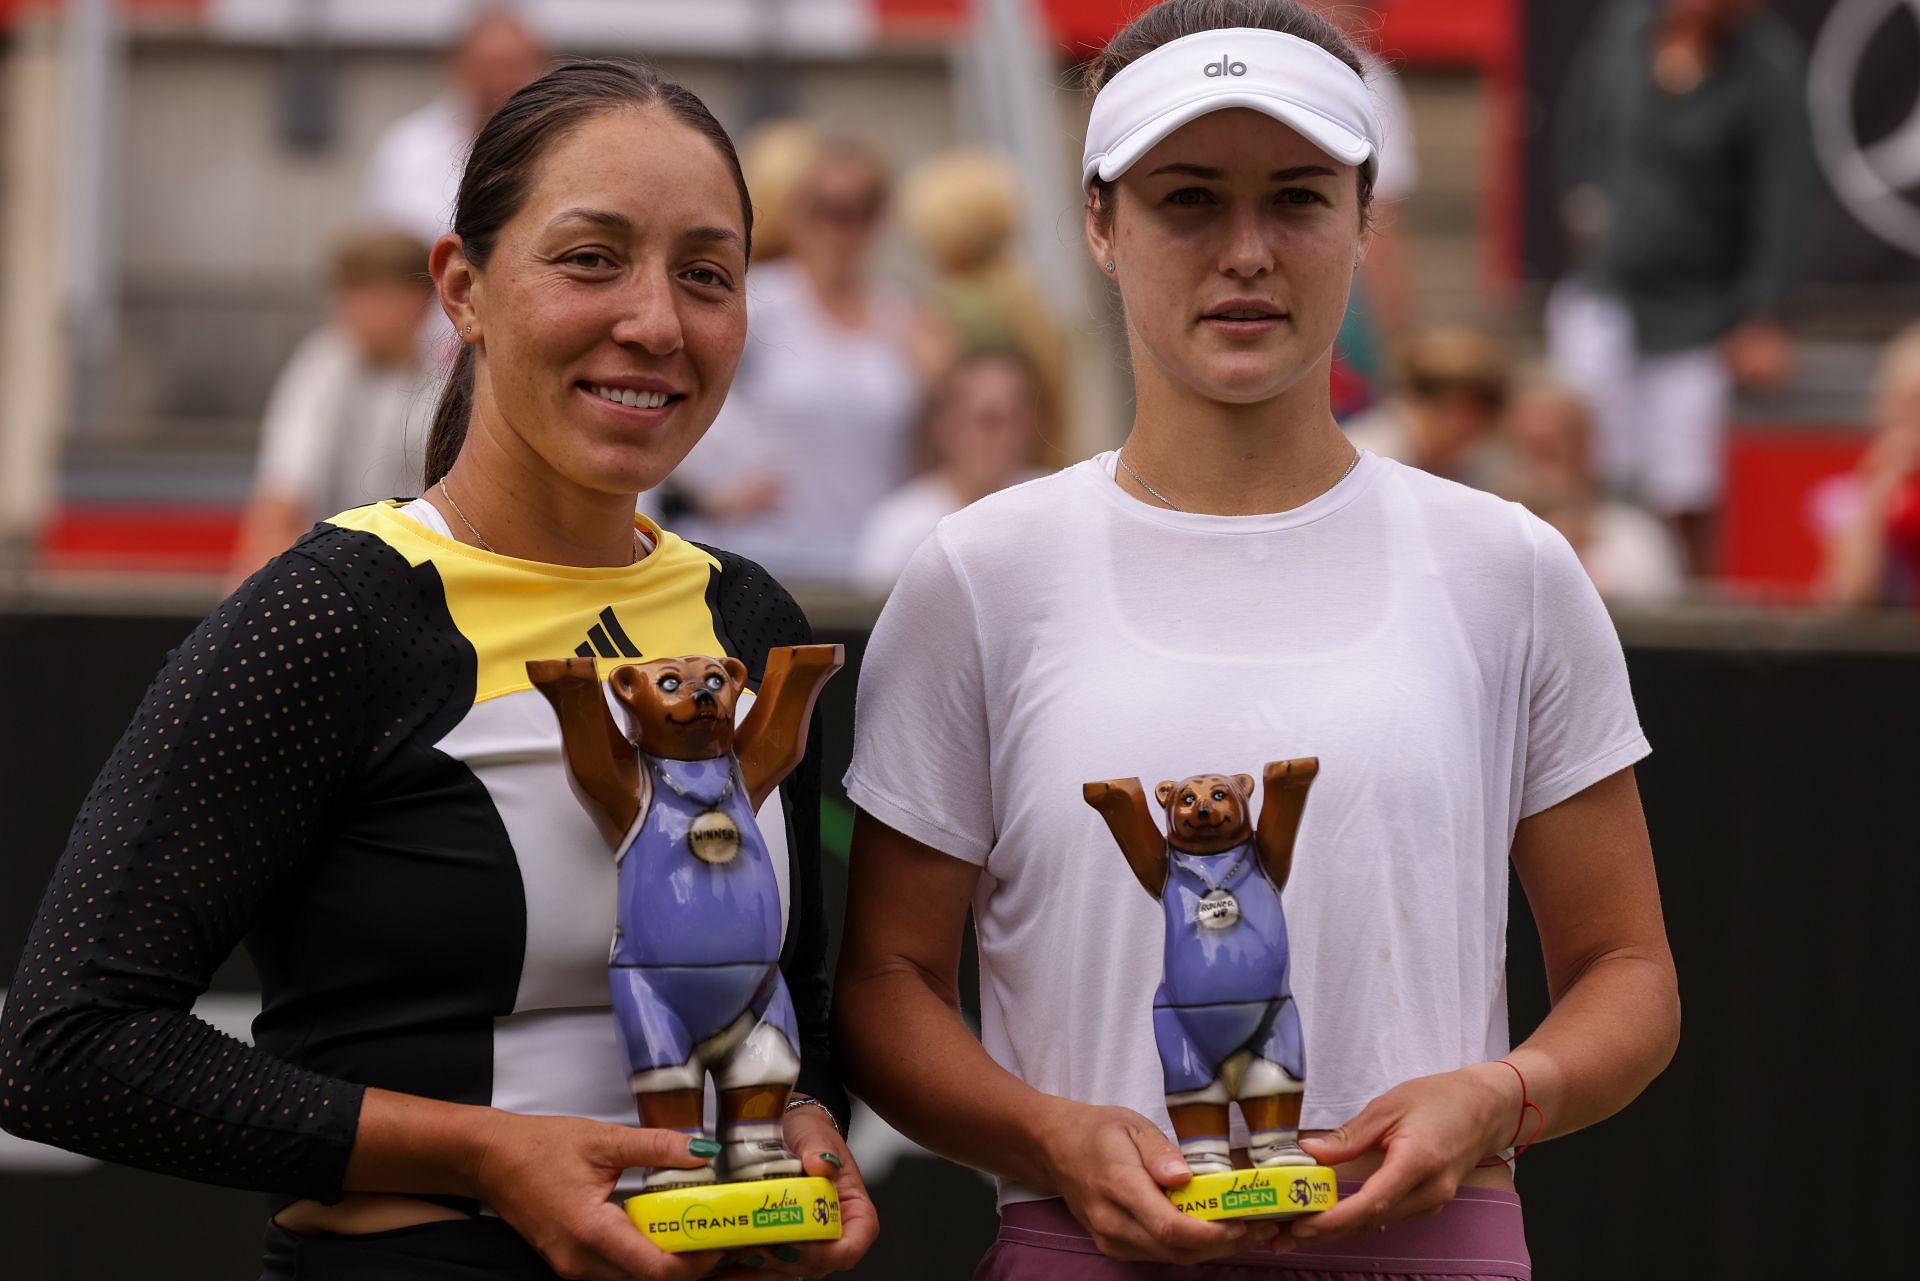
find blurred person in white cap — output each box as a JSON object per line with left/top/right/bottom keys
{"left": 837, "top": 1, "right": 1676, "bottom": 1275}
{"left": 361, "top": 5, "right": 547, "bottom": 244}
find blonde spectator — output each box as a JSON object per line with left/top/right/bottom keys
{"left": 1816, "top": 323, "right": 1920, "bottom": 607}
{"left": 854, "top": 351, "right": 1051, "bottom": 591}
{"left": 899, "top": 148, "right": 1070, "bottom": 458}
{"left": 228, "top": 230, "right": 437, "bottom": 587}
{"left": 1505, "top": 373, "right": 1687, "bottom": 605}
{"left": 738, "top": 118, "right": 824, "bottom": 264}
{"left": 670, "top": 137, "right": 922, "bottom": 585}
{"left": 1342, "top": 327, "right": 1510, "bottom": 487}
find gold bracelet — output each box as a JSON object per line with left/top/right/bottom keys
{"left": 782, "top": 1092, "right": 842, "bottom": 1136}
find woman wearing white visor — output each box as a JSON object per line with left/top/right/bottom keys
{"left": 837, "top": 3, "right": 1678, "bottom": 1278}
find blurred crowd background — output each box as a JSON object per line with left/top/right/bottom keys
{"left": 0, "top": 0, "right": 1915, "bottom": 611}
{"left": 3, "top": 2, "right": 1919, "bottom": 1277}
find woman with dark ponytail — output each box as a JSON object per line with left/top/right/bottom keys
{"left": 0, "top": 61, "right": 874, "bottom": 1281}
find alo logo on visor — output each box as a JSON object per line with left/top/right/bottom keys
{"left": 1204, "top": 56, "right": 1248, "bottom": 78}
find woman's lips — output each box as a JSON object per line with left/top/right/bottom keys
{"left": 1201, "top": 314, "right": 1287, "bottom": 338}
{"left": 578, "top": 382, "right": 683, "bottom": 424}
{"left": 1200, "top": 302, "right": 1288, "bottom": 338}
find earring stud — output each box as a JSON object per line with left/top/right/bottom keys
{"left": 1104, "top": 260, "right": 1115, "bottom": 273}
{"left": 463, "top": 324, "right": 474, "bottom": 337}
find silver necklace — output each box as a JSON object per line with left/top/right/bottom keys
{"left": 439, "top": 477, "right": 642, "bottom": 563}
{"left": 1171, "top": 843, "right": 1252, "bottom": 930}
{"left": 1117, "top": 447, "right": 1362, "bottom": 514}
{"left": 654, "top": 761, "right": 743, "bottom": 865}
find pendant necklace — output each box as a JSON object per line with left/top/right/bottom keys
{"left": 655, "top": 762, "right": 744, "bottom": 865}
{"left": 1172, "top": 844, "right": 1251, "bottom": 930}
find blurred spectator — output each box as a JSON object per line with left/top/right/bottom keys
{"left": 1815, "top": 323, "right": 1920, "bottom": 608}
{"left": 228, "top": 230, "right": 438, "bottom": 586}
{"left": 739, "top": 119, "right": 825, "bottom": 264}
{"left": 1302, "top": 1, "right": 1421, "bottom": 416}
{"left": 854, "top": 351, "right": 1051, "bottom": 592}
{"left": 361, "top": 7, "right": 546, "bottom": 243}
{"left": 1503, "top": 372, "right": 1687, "bottom": 605}
{"left": 1343, "top": 327, "right": 1510, "bottom": 487}
{"left": 1547, "top": 0, "right": 1811, "bottom": 576}
{"left": 668, "top": 138, "right": 921, "bottom": 585}
{"left": 898, "top": 148, "right": 1070, "bottom": 462}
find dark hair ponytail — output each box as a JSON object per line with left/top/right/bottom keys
{"left": 423, "top": 60, "right": 753, "bottom": 486}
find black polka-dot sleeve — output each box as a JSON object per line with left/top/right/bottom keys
{"left": 0, "top": 550, "right": 372, "bottom": 1198}
{"left": 697, "top": 545, "right": 850, "bottom": 1133}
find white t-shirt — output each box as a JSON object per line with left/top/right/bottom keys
{"left": 668, "top": 261, "right": 921, "bottom": 585}
{"left": 252, "top": 327, "right": 437, "bottom": 516}
{"left": 844, "top": 451, "right": 1648, "bottom": 1206}
{"left": 362, "top": 93, "right": 471, "bottom": 244}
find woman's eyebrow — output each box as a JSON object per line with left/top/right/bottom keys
{"left": 685, "top": 225, "right": 745, "bottom": 250}
{"left": 549, "top": 207, "right": 632, "bottom": 233}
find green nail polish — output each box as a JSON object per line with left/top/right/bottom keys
{"left": 740, "top": 1255, "right": 764, "bottom": 1269}
{"left": 819, "top": 1151, "right": 843, "bottom": 1169}
{"left": 774, "top": 1246, "right": 801, "bottom": 1262}
{"left": 688, "top": 1137, "right": 721, "bottom": 1157}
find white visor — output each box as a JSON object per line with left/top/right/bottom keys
{"left": 1082, "top": 27, "right": 1381, "bottom": 187}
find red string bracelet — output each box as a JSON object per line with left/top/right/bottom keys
{"left": 1474, "top": 1058, "right": 1545, "bottom": 1168}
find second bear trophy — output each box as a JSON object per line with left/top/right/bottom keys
{"left": 529, "top": 644, "right": 844, "bottom": 1253}
{"left": 1083, "top": 758, "right": 1338, "bottom": 1222}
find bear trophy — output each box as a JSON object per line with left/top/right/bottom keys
{"left": 1082, "top": 759, "right": 1338, "bottom": 1222}
{"left": 528, "top": 644, "right": 843, "bottom": 1251}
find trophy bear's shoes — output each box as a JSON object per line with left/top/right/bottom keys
{"left": 643, "top": 1159, "right": 719, "bottom": 1192}
{"left": 1247, "top": 1129, "right": 1315, "bottom": 1166}
{"left": 1179, "top": 1136, "right": 1232, "bottom": 1176}
{"left": 720, "top": 1122, "right": 804, "bottom": 1180}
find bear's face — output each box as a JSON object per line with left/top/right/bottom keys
{"left": 609, "top": 655, "right": 749, "bottom": 761}
{"left": 1154, "top": 773, "right": 1255, "bottom": 854}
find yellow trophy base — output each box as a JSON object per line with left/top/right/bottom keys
{"left": 626, "top": 1175, "right": 842, "bottom": 1253}
{"left": 1168, "top": 1166, "right": 1339, "bottom": 1221}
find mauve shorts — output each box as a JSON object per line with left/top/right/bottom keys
{"left": 974, "top": 1186, "right": 1530, "bottom": 1281}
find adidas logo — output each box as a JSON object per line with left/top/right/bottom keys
{"left": 574, "top": 606, "right": 643, "bottom": 660}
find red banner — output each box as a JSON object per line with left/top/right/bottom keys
{"left": 874, "top": 1, "right": 1517, "bottom": 66}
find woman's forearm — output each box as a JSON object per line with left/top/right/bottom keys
{"left": 834, "top": 960, "right": 1068, "bottom": 1191}
{"left": 342, "top": 1088, "right": 505, "bottom": 1198}
{"left": 1506, "top": 948, "right": 1680, "bottom": 1146}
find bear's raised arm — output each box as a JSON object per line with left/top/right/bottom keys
{"left": 1256, "top": 757, "right": 1319, "bottom": 892}
{"left": 528, "top": 656, "right": 642, "bottom": 837}
{"left": 1084, "top": 778, "right": 1168, "bottom": 898}
{"left": 735, "top": 644, "right": 844, "bottom": 811}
